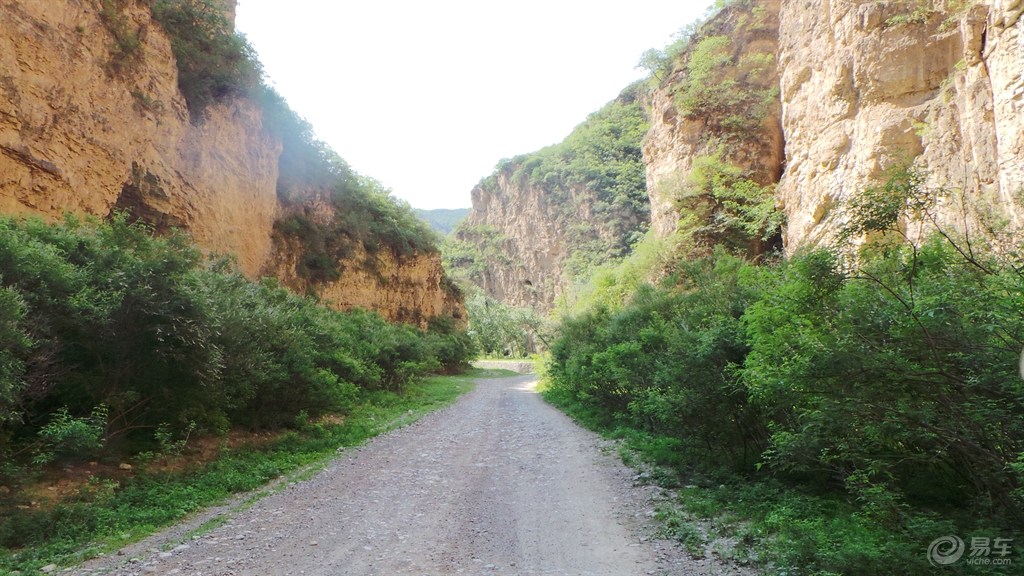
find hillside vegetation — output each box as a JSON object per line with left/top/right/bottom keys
{"left": 149, "top": 0, "right": 440, "bottom": 289}
{"left": 443, "top": 86, "right": 651, "bottom": 351}
{"left": 0, "top": 215, "right": 475, "bottom": 570}
{"left": 415, "top": 208, "right": 470, "bottom": 234}
{"left": 474, "top": 85, "right": 650, "bottom": 276}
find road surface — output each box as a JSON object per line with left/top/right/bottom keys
{"left": 88, "top": 374, "right": 735, "bottom": 575}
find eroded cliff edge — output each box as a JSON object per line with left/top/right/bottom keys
{"left": 643, "top": 0, "right": 784, "bottom": 243}
{"left": 0, "top": 0, "right": 461, "bottom": 326}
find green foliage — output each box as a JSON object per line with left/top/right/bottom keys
{"left": 457, "top": 89, "right": 650, "bottom": 288}
{"left": 414, "top": 208, "right": 470, "bottom": 234}
{"left": 260, "top": 86, "right": 441, "bottom": 279}
{"left": 0, "top": 215, "right": 473, "bottom": 479}
{"left": 443, "top": 224, "right": 511, "bottom": 285}
{"left": 884, "top": 0, "right": 937, "bottom": 27}
{"left": 151, "top": 0, "right": 262, "bottom": 123}
{"left": 463, "top": 288, "right": 545, "bottom": 358}
{"left": 671, "top": 36, "right": 778, "bottom": 137}
{"left": 555, "top": 231, "right": 671, "bottom": 319}
{"left": 99, "top": 0, "right": 143, "bottom": 74}
{"left": 31, "top": 407, "right": 107, "bottom": 466}
{"left": 0, "top": 287, "right": 29, "bottom": 426}
{"left": 675, "top": 152, "right": 783, "bottom": 255}
{"left": 543, "top": 166, "right": 1024, "bottom": 571}
{"left": 505, "top": 90, "right": 650, "bottom": 235}
{"left": 840, "top": 162, "right": 930, "bottom": 241}
{"left": 547, "top": 249, "right": 768, "bottom": 472}
{"left": 638, "top": 0, "right": 778, "bottom": 148}
{"left": 273, "top": 182, "right": 441, "bottom": 284}
{"left": 635, "top": 0, "right": 743, "bottom": 85}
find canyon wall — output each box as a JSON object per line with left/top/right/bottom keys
{"left": 642, "top": 0, "right": 1023, "bottom": 252}
{"left": 643, "top": 0, "right": 784, "bottom": 241}
{"left": 457, "top": 173, "right": 633, "bottom": 312}
{"left": 777, "top": 0, "right": 1024, "bottom": 248}
{"left": 0, "top": 0, "right": 460, "bottom": 326}
{"left": 453, "top": 92, "right": 650, "bottom": 313}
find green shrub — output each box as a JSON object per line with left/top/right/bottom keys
{"left": 0, "top": 215, "right": 473, "bottom": 479}
{"left": 548, "top": 249, "right": 768, "bottom": 471}
{"left": 99, "top": 0, "right": 143, "bottom": 74}
{"left": 542, "top": 165, "right": 1024, "bottom": 570}
{"left": 674, "top": 152, "right": 783, "bottom": 256}
{"left": 151, "top": 0, "right": 262, "bottom": 123}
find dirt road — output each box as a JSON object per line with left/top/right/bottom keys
{"left": 91, "top": 374, "right": 724, "bottom": 575}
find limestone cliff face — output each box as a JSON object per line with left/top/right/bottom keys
{"left": 454, "top": 92, "right": 650, "bottom": 313}
{"left": 776, "top": 0, "right": 1024, "bottom": 248}
{"left": 0, "top": 0, "right": 461, "bottom": 324}
{"left": 0, "top": 0, "right": 280, "bottom": 276}
{"left": 458, "top": 172, "right": 628, "bottom": 312}
{"left": 643, "top": 0, "right": 785, "bottom": 240}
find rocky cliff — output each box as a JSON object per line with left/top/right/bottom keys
{"left": 641, "top": 0, "right": 1023, "bottom": 253}
{"left": 0, "top": 0, "right": 461, "bottom": 326}
{"left": 456, "top": 175, "right": 622, "bottom": 312}
{"left": 776, "top": 0, "right": 1024, "bottom": 249}
{"left": 643, "top": 0, "right": 784, "bottom": 242}
{"left": 452, "top": 91, "right": 650, "bottom": 313}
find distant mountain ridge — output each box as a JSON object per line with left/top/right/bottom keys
{"left": 415, "top": 208, "right": 470, "bottom": 234}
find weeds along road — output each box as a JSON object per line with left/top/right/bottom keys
{"left": 96, "top": 374, "right": 720, "bottom": 576}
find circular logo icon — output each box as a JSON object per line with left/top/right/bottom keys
{"left": 928, "top": 535, "right": 965, "bottom": 566}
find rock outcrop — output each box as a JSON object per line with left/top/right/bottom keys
{"left": 0, "top": 0, "right": 281, "bottom": 276}
{"left": 454, "top": 92, "right": 649, "bottom": 313}
{"left": 0, "top": 0, "right": 461, "bottom": 326}
{"left": 458, "top": 174, "right": 622, "bottom": 312}
{"left": 643, "top": 0, "right": 784, "bottom": 241}
{"left": 266, "top": 189, "right": 463, "bottom": 326}
{"left": 640, "top": 0, "right": 1023, "bottom": 253}
{"left": 776, "top": 0, "right": 1024, "bottom": 248}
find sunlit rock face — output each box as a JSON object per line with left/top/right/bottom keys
{"left": 776, "top": 0, "right": 1024, "bottom": 249}
{"left": 457, "top": 171, "right": 634, "bottom": 314}
{"left": 0, "top": 0, "right": 461, "bottom": 325}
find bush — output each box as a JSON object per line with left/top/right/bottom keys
{"left": 542, "top": 168, "right": 1024, "bottom": 569}
{"left": 151, "top": 0, "right": 262, "bottom": 123}
{"left": 0, "top": 216, "right": 473, "bottom": 477}
{"left": 548, "top": 249, "right": 767, "bottom": 471}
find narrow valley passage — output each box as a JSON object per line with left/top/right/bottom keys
{"left": 101, "top": 374, "right": 709, "bottom": 576}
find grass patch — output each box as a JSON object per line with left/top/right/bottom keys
{"left": 0, "top": 370, "right": 495, "bottom": 573}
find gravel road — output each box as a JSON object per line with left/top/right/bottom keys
{"left": 83, "top": 374, "right": 733, "bottom": 576}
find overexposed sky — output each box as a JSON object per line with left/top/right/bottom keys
{"left": 235, "top": 0, "right": 713, "bottom": 210}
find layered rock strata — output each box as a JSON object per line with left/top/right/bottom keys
{"left": 0, "top": 0, "right": 461, "bottom": 325}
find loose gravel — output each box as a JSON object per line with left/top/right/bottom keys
{"left": 77, "top": 374, "right": 748, "bottom": 576}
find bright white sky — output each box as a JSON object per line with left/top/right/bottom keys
{"left": 235, "top": 0, "right": 713, "bottom": 210}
